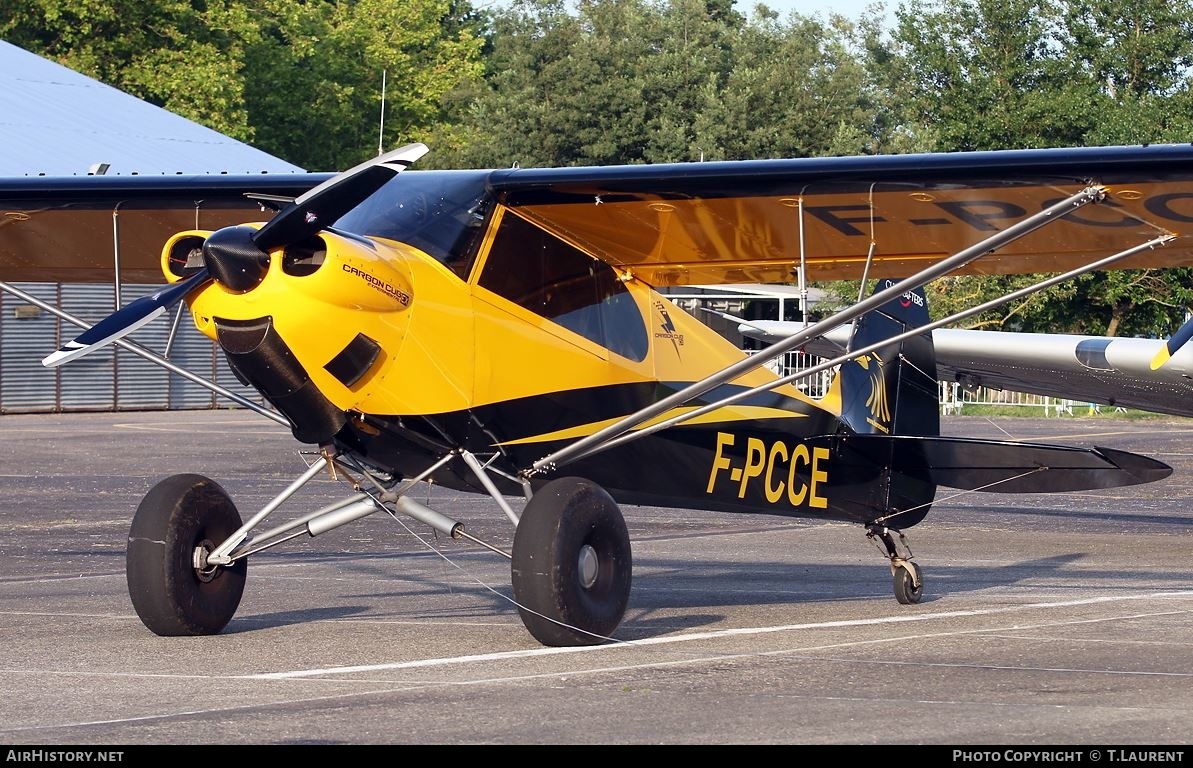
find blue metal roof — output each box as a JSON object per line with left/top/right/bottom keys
{"left": 0, "top": 41, "right": 306, "bottom": 177}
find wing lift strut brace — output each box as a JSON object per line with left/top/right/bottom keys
{"left": 526, "top": 184, "right": 1172, "bottom": 475}
{"left": 571, "top": 231, "right": 1174, "bottom": 462}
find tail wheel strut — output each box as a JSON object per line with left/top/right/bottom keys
{"left": 867, "top": 524, "right": 923, "bottom": 605}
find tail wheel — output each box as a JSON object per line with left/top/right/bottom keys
{"left": 126, "top": 474, "right": 247, "bottom": 636}
{"left": 893, "top": 561, "right": 923, "bottom": 604}
{"left": 511, "top": 477, "right": 632, "bottom": 647}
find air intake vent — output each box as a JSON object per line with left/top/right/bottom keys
{"left": 324, "top": 333, "right": 382, "bottom": 388}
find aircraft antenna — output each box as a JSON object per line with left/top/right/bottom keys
{"left": 378, "top": 69, "right": 387, "bottom": 156}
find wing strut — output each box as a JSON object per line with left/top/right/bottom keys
{"left": 527, "top": 185, "right": 1107, "bottom": 476}
{"left": 571, "top": 233, "right": 1176, "bottom": 462}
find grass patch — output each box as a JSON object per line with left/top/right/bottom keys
{"left": 944, "top": 403, "right": 1178, "bottom": 420}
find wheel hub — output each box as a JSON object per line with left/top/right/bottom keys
{"left": 578, "top": 544, "right": 599, "bottom": 589}
{"left": 192, "top": 539, "right": 218, "bottom": 583}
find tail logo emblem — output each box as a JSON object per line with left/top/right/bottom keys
{"left": 856, "top": 353, "right": 891, "bottom": 433}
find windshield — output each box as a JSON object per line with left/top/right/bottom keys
{"left": 334, "top": 169, "right": 492, "bottom": 279}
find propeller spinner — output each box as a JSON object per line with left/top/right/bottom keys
{"left": 42, "top": 143, "right": 430, "bottom": 368}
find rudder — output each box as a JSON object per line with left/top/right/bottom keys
{"left": 838, "top": 279, "right": 939, "bottom": 438}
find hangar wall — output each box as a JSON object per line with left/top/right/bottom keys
{"left": 0, "top": 283, "right": 265, "bottom": 413}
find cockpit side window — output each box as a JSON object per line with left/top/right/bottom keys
{"left": 479, "top": 211, "right": 648, "bottom": 362}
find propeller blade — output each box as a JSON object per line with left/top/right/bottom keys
{"left": 1149, "top": 314, "right": 1193, "bottom": 370}
{"left": 252, "top": 143, "right": 429, "bottom": 251}
{"left": 42, "top": 268, "right": 211, "bottom": 368}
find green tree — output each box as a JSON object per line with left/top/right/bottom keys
{"left": 880, "top": 0, "right": 1193, "bottom": 337}
{"left": 888, "top": 0, "right": 1091, "bottom": 151}
{"left": 3, "top": 0, "right": 258, "bottom": 141}
{"left": 923, "top": 269, "right": 1193, "bottom": 338}
{"left": 637, "top": 0, "right": 744, "bottom": 163}
{"left": 433, "top": 0, "right": 895, "bottom": 168}
{"left": 236, "top": 0, "right": 486, "bottom": 170}
{"left": 426, "top": 0, "right": 587, "bottom": 168}
{"left": 690, "top": 11, "right": 879, "bottom": 160}
{"left": 1060, "top": 0, "right": 1193, "bottom": 145}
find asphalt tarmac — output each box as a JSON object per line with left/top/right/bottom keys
{"left": 1, "top": 409, "right": 1191, "bottom": 746}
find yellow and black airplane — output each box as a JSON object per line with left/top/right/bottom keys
{"left": 3, "top": 143, "right": 1192, "bottom": 647}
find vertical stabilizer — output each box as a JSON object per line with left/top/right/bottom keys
{"left": 833, "top": 279, "right": 940, "bottom": 527}
{"left": 838, "top": 279, "right": 939, "bottom": 437}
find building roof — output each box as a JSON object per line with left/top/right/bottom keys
{"left": 0, "top": 41, "right": 305, "bottom": 177}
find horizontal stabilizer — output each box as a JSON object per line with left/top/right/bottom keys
{"left": 840, "top": 435, "right": 1171, "bottom": 493}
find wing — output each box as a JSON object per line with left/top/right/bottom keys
{"left": 7, "top": 143, "right": 1193, "bottom": 287}
{"left": 0, "top": 174, "right": 330, "bottom": 283}
{"left": 490, "top": 144, "right": 1193, "bottom": 285}
{"left": 739, "top": 320, "right": 1193, "bottom": 418}
{"left": 931, "top": 328, "right": 1193, "bottom": 417}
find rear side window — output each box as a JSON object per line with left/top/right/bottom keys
{"left": 479, "top": 211, "right": 648, "bottom": 361}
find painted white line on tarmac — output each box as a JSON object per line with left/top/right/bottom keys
{"left": 244, "top": 589, "right": 1193, "bottom": 679}
{"left": 113, "top": 420, "right": 287, "bottom": 433}
{"left": 4, "top": 599, "right": 1191, "bottom": 736}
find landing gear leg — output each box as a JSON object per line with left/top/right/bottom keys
{"left": 867, "top": 524, "right": 923, "bottom": 605}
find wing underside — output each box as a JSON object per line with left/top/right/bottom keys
{"left": 493, "top": 144, "right": 1193, "bottom": 286}
{"left": 0, "top": 175, "right": 328, "bottom": 283}
{"left": 6, "top": 144, "right": 1193, "bottom": 287}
